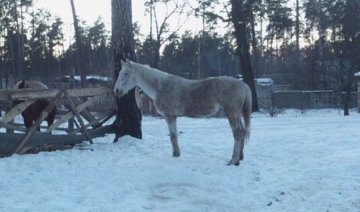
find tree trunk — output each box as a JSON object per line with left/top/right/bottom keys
{"left": 249, "top": 10, "right": 259, "bottom": 77}
{"left": 13, "top": 1, "right": 23, "bottom": 81}
{"left": 230, "top": 0, "right": 259, "bottom": 112}
{"left": 70, "top": 0, "right": 86, "bottom": 88}
{"left": 295, "top": 0, "right": 300, "bottom": 52}
{"left": 153, "top": 35, "right": 161, "bottom": 68}
{"left": 112, "top": 0, "right": 142, "bottom": 141}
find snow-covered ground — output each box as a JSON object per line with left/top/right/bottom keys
{"left": 0, "top": 109, "right": 359, "bottom": 211}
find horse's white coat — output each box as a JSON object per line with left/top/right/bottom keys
{"left": 114, "top": 60, "right": 252, "bottom": 165}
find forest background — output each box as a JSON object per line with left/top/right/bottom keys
{"left": 1, "top": 0, "right": 359, "bottom": 109}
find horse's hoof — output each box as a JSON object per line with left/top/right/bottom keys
{"left": 173, "top": 152, "right": 180, "bottom": 157}
{"left": 227, "top": 161, "right": 240, "bottom": 166}
{"left": 113, "top": 137, "right": 119, "bottom": 143}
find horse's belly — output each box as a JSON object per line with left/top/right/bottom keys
{"left": 183, "top": 103, "right": 220, "bottom": 117}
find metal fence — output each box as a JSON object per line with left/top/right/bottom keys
{"left": 257, "top": 85, "right": 358, "bottom": 111}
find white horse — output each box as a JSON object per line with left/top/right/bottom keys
{"left": 114, "top": 60, "right": 252, "bottom": 166}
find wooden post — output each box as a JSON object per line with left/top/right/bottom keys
{"left": 46, "top": 96, "right": 99, "bottom": 132}
{"left": 69, "top": 67, "right": 75, "bottom": 131}
{"left": 13, "top": 90, "right": 63, "bottom": 155}
{"left": 0, "top": 100, "right": 35, "bottom": 124}
{"left": 64, "top": 90, "right": 93, "bottom": 144}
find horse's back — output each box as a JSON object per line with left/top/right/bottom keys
{"left": 15, "top": 80, "right": 55, "bottom": 128}
{"left": 210, "top": 77, "right": 250, "bottom": 102}
{"left": 15, "top": 80, "right": 49, "bottom": 89}
{"left": 155, "top": 76, "right": 249, "bottom": 117}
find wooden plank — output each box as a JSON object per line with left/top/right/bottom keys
{"left": 46, "top": 96, "right": 99, "bottom": 132}
{"left": 0, "top": 100, "right": 35, "bottom": 124}
{"left": 0, "top": 122, "right": 68, "bottom": 133}
{"left": 67, "top": 86, "right": 112, "bottom": 98}
{"left": 64, "top": 91, "right": 93, "bottom": 144}
{"left": 0, "top": 88, "right": 48, "bottom": 101}
{"left": 0, "top": 86, "right": 112, "bottom": 102}
{"left": 13, "top": 91, "right": 63, "bottom": 155}
{"left": 0, "top": 123, "right": 27, "bottom": 132}
{"left": 72, "top": 97, "right": 96, "bottom": 124}
{"left": 0, "top": 124, "right": 114, "bottom": 157}
{"left": 69, "top": 110, "right": 115, "bottom": 134}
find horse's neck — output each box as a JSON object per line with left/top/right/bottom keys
{"left": 135, "top": 65, "right": 167, "bottom": 100}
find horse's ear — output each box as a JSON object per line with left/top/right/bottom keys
{"left": 127, "top": 59, "right": 134, "bottom": 67}
{"left": 121, "top": 60, "right": 126, "bottom": 66}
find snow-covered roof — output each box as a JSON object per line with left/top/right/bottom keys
{"left": 60, "top": 75, "right": 112, "bottom": 82}
{"left": 237, "top": 75, "right": 274, "bottom": 86}
{"left": 255, "top": 78, "right": 274, "bottom": 85}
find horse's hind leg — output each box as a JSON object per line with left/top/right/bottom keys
{"left": 24, "top": 117, "right": 33, "bottom": 129}
{"left": 226, "top": 111, "right": 246, "bottom": 166}
{"left": 46, "top": 107, "right": 57, "bottom": 134}
{"left": 164, "top": 115, "right": 181, "bottom": 157}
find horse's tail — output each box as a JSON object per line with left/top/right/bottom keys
{"left": 243, "top": 85, "right": 252, "bottom": 140}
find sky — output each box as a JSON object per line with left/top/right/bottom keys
{"left": 35, "top": 0, "right": 204, "bottom": 45}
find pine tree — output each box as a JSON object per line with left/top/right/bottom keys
{"left": 112, "top": 0, "right": 142, "bottom": 141}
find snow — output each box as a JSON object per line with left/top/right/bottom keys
{"left": 255, "top": 78, "right": 274, "bottom": 86}
{"left": 1, "top": 109, "right": 360, "bottom": 211}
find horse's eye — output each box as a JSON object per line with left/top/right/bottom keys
{"left": 124, "top": 72, "right": 129, "bottom": 76}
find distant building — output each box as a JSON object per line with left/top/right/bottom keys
{"left": 54, "top": 75, "right": 112, "bottom": 88}
{"left": 237, "top": 75, "right": 274, "bottom": 86}
{"left": 255, "top": 78, "right": 274, "bottom": 86}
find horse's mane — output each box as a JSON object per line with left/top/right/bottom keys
{"left": 131, "top": 62, "right": 170, "bottom": 78}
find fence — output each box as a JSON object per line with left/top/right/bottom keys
{"left": 257, "top": 85, "right": 358, "bottom": 111}
{"left": 52, "top": 82, "right": 115, "bottom": 113}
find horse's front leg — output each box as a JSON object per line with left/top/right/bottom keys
{"left": 164, "top": 115, "right": 180, "bottom": 157}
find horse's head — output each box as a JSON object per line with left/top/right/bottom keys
{"left": 15, "top": 80, "right": 48, "bottom": 89}
{"left": 114, "top": 60, "right": 137, "bottom": 97}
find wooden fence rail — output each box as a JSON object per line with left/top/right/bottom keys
{"left": 0, "top": 86, "right": 115, "bottom": 157}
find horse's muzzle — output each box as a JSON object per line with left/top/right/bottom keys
{"left": 114, "top": 89, "right": 123, "bottom": 97}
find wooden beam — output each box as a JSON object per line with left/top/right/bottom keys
{"left": 46, "top": 96, "right": 99, "bottom": 132}
{"left": 67, "top": 86, "right": 112, "bottom": 98}
{"left": 0, "top": 122, "right": 69, "bottom": 132}
{"left": 72, "top": 97, "right": 96, "bottom": 124}
{"left": 69, "top": 110, "right": 115, "bottom": 134}
{"left": 0, "top": 100, "right": 35, "bottom": 124}
{"left": 0, "top": 88, "right": 47, "bottom": 101}
{"left": 0, "top": 124, "right": 115, "bottom": 157}
{"left": 64, "top": 91, "right": 93, "bottom": 144}
{"left": 0, "top": 123, "right": 27, "bottom": 132}
{"left": 13, "top": 90, "right": 63, "bottom": 155}
{"left": 0, "top": 86, "right": 113, "bottom": 101}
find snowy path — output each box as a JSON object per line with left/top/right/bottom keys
{"left": 0, "top": 110, "right": 359, "bottom": 211}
